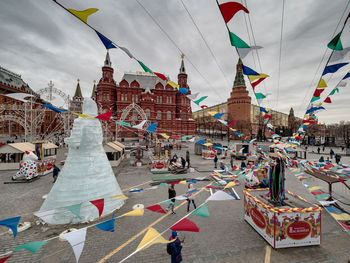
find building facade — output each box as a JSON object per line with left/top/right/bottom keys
{"left": 94, "top": 52, "right": 195, "bottom": 138}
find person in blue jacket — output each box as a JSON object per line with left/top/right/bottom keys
{"left": 169, "top": 231, "right": 183, "bottom": 263}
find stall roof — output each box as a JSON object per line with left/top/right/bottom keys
{"left": 42, "top": 142, "right": 58, "bottom": 149}
{"left": 0, "top": 142, "right": 57, "bottom": 154}
{"left": 112, "top": 141, "right": 125, "bottom": 149}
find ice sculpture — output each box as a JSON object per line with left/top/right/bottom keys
{"left": 38, "top": 98, "right": 124, "bottom": 224}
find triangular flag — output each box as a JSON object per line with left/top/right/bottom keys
{"left": 317, "top": 78, "right": 327, "bottom": 88}
{"left": 229, "top": 32, "right": 250, "bottom": 48}
{"left": 95, "top": 31, "right": 117, "bottom": 49}
{"left": 167, "top": 81, "right": 179, "bottom": 89}
{"left": 251, "top": 78, "right": 266, "bottom": 90}
{"left": 64, "top": 204, "right": 82, "bottom": 219}
{"left": 42, "top": 104, "right": 67, "bottom": 113}
{"left": 329, "top": 47, "right": 350, "bottom": 62}
{"left": 327, "top": 32, "right": 343, "bottom": 50}
{"left": 196, "top": 139, "right": 206, "bottom": 144}
{"left": 13, "top": 240, "right": 48, "bottom": 253}
{"left": 67, "top": 8, "right": 98, "bottom": 23}
{"left": 218, "top": 119, "right": 228, "bottom": 125}
{"left": 179, "top": 88, "right": 189, "bottom": 94}
{"left": 145, "top": 204, "right": 167, "bottom": 214}
{"left": 242, "top": 65, "right": 259, "bottom": 75}
{"left": 248, "top": 73, "right": 269, "bottom": 82}
{"left": 227, "top": 120, "right": 236, "bottom": 127}
{"left": 133, "top": 120, "right": 147, "bottom": 130}
{"left": 224, "top": 182, "right": 236, "bottom": 189}
{"left": 170, "top": 218, "right": 200, "bottom": 232}
{"left": 179, "top": 180, "right": 187, "bottom": 185}
{"left": 110, "top": 194, "right": 128, "bottom": 200}
{"left": 146, "top": 122, "right": 158, "bottom": 132}
{"left": 5, "top": 93, "right": 34, "bottom": 102}
{"left": 255, "top": 93, "right": 266, "bottom": 99}
{"left": 343, "top": 72, "right": 350, "bottom": 79}
{"left": 116, "top": 121, "right": 131, "bottom": 127}
{"left": 137, "top": 60, "right": 153, "bottom": 73}
{"left": 330, "top": 213, "right": 350, "bottom": 221}
{"left": 194, "top": 96, "right": 208, "bottom": 105}
{"left": 0, "top": 256, "right": 11, "bottom": 263}
{"left": 122, "top": 208, "right": 144, "bottom": 217}
{"left": 308, "top": 186, "right": 323, "bottom": 192}
{"left": 311, "top": 96, "right": 320, "bottom": 102}
{"left": 96, "top": 110, "right": 112, "bottom": 121}
{"left": 90, "top": 199, "right": 104, "bottom": 217}
{"left": 0, "top": 216, "right": 20, "bottom": 238}
{"left": 339, "top": 221, "right": 350, "bottom": 231}
{"left": 206, "top": 190, "right": 235, "bottom": 201}
{"left": 329, "top": 88, "right": 339, "bottom": 95}
{"left": 324, "top": 97, "right": 332, "bottom": 103}
{"left": 136, "top": 227, "right": 174, "bottom": 251}
{"left": 154, "top": 72, "right": 167, "bottom": 81}
{"left": 219, "top": 2, "right": 249, "bottom": 23}
{"left": 192, "top": 204, "right": 210, "bottom": 218}
{"left": 237, "top": 46, "right": 263, "bottom": 59}
{"left": 118, "top": 45, "right": 134, "bottom": 59}
{"left": 187, "top": 92, "right": 199, "bottom": 100}
{"left": 72, "top": 112, "right": 94, "bottom": 119}
{"left": 313, "top": 89, "right": 324, "bottom": 97}
{"left": 96, "top": 217, "right": 115, "bottom": 232}
{"left": 159, "top": 133, "right": 170, "bottom": 139}
{"left": 213, "top": 113, "right": 225, "bottom": 119}
{"left": 322, "top": 63, "right": 348, "bottom": 75}
{"left": 63, "top": 228, "right": 87, "bottom": 263}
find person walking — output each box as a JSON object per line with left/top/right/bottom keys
{"left": 169, "top": 231, "right": 183, "bottom": 263}
{"left": 330, "top": 149, "right": 335, "bottom": 159}
{"left": 167, "top": 184, "right": 176, "bottom": 214}
{"left": 214, "top": 154, "right": 218, "bottom": 169}
{"left": 173, "top": 154, "right": 178, "bottom": 163}
{"left": 335, "top": 154, "right": 341, "bottom": 164}
{"left": 53, "top": 164, "right": 60, "bottom": 183}
{"left": 317, "top": 147, "right": 320, "bottom": 154}
{"left": 186, "top": 183, "right": 197, "bottom": 212}
{"left": 185, "top": 151, "right": 190, "bottom": 169}
{"left": 322, "top": 145, "right": 325, "bottom": 152}
{"left": 181, "top": 157, "right": 186, "bottom": 169}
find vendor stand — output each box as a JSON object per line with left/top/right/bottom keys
{"left": 149, "top": 141, "right": 169, "bottom": 174}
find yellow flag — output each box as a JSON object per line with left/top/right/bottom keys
{"left": 136, "top": 227, "right": 174, "bottom": 251}
{"left": 316, "top": 102, "right": 323, "bottom": 107}
{"left": 224, "top": 181, "right": 236, "bottom": 189}
{"left": 229, "top": 128, "right": 237, "bottom": 131}
{"left": 330, "top": 213, "right": 350, "bottom": 221}
{"left": 67, "top": 8, "right": 99, "bottom": 23}
{"left": 167, "top": 81, "right": 179, "bottom": 89}
{"left": 248, "top": 73, "right": 269, "bottom": 82}
{"left": 291, "top": 168, "right": 300, "bottom": 173}
{"left": 207, "top": 111, "right": 218, "bottom": 116}
{"left": 110, "top": 194, "right": 128, "bottom": 200}
{"left": 71, "top": 112, "right": 94, "bottom": 119}
{"left": 159, "top": 133, "right": 170, "bottom": 139}
{"left": 122, "top": 208, "right": 144, "bottom": 217}
{"left": 203, "top": 142, "right": 213, "bottom": 146}
{"left": 308, "top": 186, "right": 323, "bottom": 192}
{"left": 179, "top": 180, "right": 187, "bottom": 185}
{"left": 317, "top": 78, "right": 327, "bottom": 89}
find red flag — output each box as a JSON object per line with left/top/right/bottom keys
{"left": 251, "top": 78, "right": 265, "bottom": 90}
{"left": 219, "top": 2, "right": 249, "bottom": 23}
{"left": 339, "top": 221, "right": 350, "bottom": 231}
{"left": 170, "top": 181, "right": 180, "bottom": 185}
{"left": 338, "top": 177, "right": 346, "bottom": 185}
{"left": 96, "top": 110, "right": 112, "bottom": 121}
{"left": 154, "top": 72, "right": 167, "bottom": 81}
{"left": 145, "top": 204, "right": 166, "bottom": 214}
{"left": 90, "top": 199, "right": 104, "bottom": 217}
{"left": 264, "top": 114, "right": 272, "bottom": 120}
{"left": 295, "top": 136, "right": 302, "bottom": 140}
{"left": 227, "top": 120, "right": 236, "bottom": 127}
{"left": 0, "top": 256, "right": 11, "bottom": 263}
{"left": 170, "top": 218, "right": 200, "bottom": 232}
{"left": 201, "top": 105, "right": 208, "bottom": 109}
{"left": 324, "top": 97, "right": 332, "bottom": 103}
{"left": 311, "top": 191, "right": 323, "bottom": 196}
{"left": 313, "top": 89, "right": 324, "bottom": 97}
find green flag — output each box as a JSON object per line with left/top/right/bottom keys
{"left": 255, "top": 93, "right": 266, "bottom": 99}
{"left": 194, "top": 96, "right": 208, "bottom": 105}
{"left": 229, "top": 32, "right": 250, "bottom": 48}
{"left": 314, "top": 193, "right": 330, "bottom": 201}
{"left": 13, "top": 241, "right": 48, "bottom": 253}
{"left": 65, "top": 203, "right": 82, "bottom": 219}
{"left": 311, "top": 96, "right": 320, "bottom": 102}
{"left": 328, "top": 32, "right": 343, "bottom": 51}
{"left": 137, "top": 60, "right": 153, "bottom": 73}
{"left": 192, "top": 204, "right": 210, "bottom": 218}
{"left": 329, "top": 88, "right": 339, "bottom": 96}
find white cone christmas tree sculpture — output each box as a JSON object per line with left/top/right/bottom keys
{"left": 39, "top": 98, "right": 124, "bottom": 224}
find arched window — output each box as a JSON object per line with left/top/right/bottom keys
{"left": 182, "top": 112, "right": 186, "bottom": 120}
{"left": 167, "top": 111, "right": 172, "bottom": 120}
{"left": 160, "top": 96, "right": 162, "bottom": 104}
{"left": 156, "top": 110, "right": 162, "bottom": 120}
{"left": 135, "top": 94, "right": 138, "bottom": 102}
{"left": 145, "top": 109, "right": 151, "bottom": 119}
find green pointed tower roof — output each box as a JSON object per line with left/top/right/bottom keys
{"left": 233, "top": 58, "right": 245, "bottom": 88}
{"left": 74, "top": 79, "right": 83, "bottom": 98}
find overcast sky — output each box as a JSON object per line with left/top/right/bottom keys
{"left": 1, "top": 0, "right": 350, "bottom": 124}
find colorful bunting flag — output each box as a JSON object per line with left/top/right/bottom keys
{"left": 133, "top": 120, "right": 147, "bottom": 130}
{"left": 313, "top": 89, "right": 324, "bottom": 97}
{"left": 237, "top": 46, "right": 263, "bottom": 59}
{"left": 206, "top": 190, "right": 235, "bottom": 201}
{"left": 242, "top": 65, "right": 259, "bottom": 75}
{"left": 167, "top": 81, "right": 179, "bottom": 89}
{"left": 213, "top": 113, "right": 225, "bottom": 119}
{"left": 311, "top": 96, "right": 320, "bottom": 102}
{"left": 179, "top": 88, "right": 189, "bottom": 94}
{"left": 324, "top": 97, "right": 332, "bottom": 103}
{"left": 219, "top": 1, "right": 249, "bottom": 23}
{"left": 159, "top": 133, "right": 170, "bottom": 139}
{"left": 5, "top": 93, "right": 34, "bottom": 102}
{"left": 95, "top": 31, "right": 116, "bottom": 49}
{"left": 96, "top": 110, "right": 112, "bottom": 121}
{"left": 170, "top": 218, "right": 200, "bottom": 232}
{"left": 255, "top": 93, "right": 266, "bottom": 99}
{"left": 65, "top": 204, "right": 82, "bottom": 219}
{"left": 0, "top": 216, "right": 20, "bottom": 238}
{"left": 42, "top": 104, "right": 67, "bottom": 113}
{"left": 317, "top": 78, "right": 327, "bottom": 88}
{"left": 154, "top": 72, "right": 167, "bottom": 81}
{"left": 118, "top": 45, "right": 134, "bottom": 59}
{"left": 72, "top": 112, "right": 94, "bottom": 119}
{"left": 122, "top": 208, "right": 144, "bottom": 217}
{"left": 67, "top": 8, "right": 98, "bottom": 23}
{"left": 322, "top": 63, "right": 348, "bottom": 75}
{"left": 116, "top": 121, "right": 131, "bottom": 127}
{"left": 146, "top": 204, "right": 167, "bottom": 214}
{"left": 327, "top": 32, "right": 343, "bottom": 50}
{"left": 251, "top": 77, "right": 266, "bottom": 90}
{"left": 192, "top": 204, "right": 210, "bottom": 218}
{"left": 146, "top": 122, "right": 158, "bottom": 132}
{"left": 227, "top": 120, "right": 236, "bottom": 127}
{"left": 137, "top": 60, "right": 153, "bottom": 74}
{"left": 229, "top": 32, "right": 250, "bottom": 48}
{"left": 110, "top": 194, "right": 128, "bottom": 200}
{"left": 329, "top": 47, "right": 350, "bottom": 62}
{"left": 193, "top": 96, "right": 208, "bottom": 105}
{"left": 63, "top": 228, "right": 87, "bottom": 263}
{"left": 90, "top": 199, "right": 104, "bottom": 217}
{"left": 136, "top": 227, "right": 174, "bottom": 251}
{"left": 96, "top": 217, "right": 115, "bottom": 232}
{"left": 187, "top": 92, "right": 199, "bottom": 100}
{"left": 330, "top": 213, "right": 350, "bottom": 221}
{"left": 13, "top": 240, "right": 48, "bottom": 253}
{"left": 343, "top": 72, "right": 350, "bottom": 80}
{"left": 0, "top": 256, "right": 11, "bottom": 263}
{"left": 224, "top": 181, "right": 236, "bottom": 189}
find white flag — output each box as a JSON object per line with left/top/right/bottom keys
{"left": 237, "top": 46, "right": 263, "bottom": 59}
{"left": 5, "top": 93, "right": 34, "bottom": 102}
{"left": 132, "top": 120, "right": 147, "bottom": 130}
{"left": 319, "top": 200, "right": 337, "bottom": 206}
{"left": 186, "top": 92, "right": 199, "bottom": 100}
{"left": 63, "top": 228, "right": 87, "bottom": 263}
{"left": 206, "top": 190, "right": 235, "bottom": 201}
{"left": 34, "top": 209, "right": 55, "bottom": 224}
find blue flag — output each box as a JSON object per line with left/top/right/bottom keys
{"left": 179, "top": 88, "right": 189, "bottom": 94}
{"left": 96, "top": 217, "right": 115, "bottom": 232}
{"left": 42, "top": 104, "right": 67, "bottom": 113}
{"left": 95, "top": 30, "right": 117, "bottom": 49}
{"left": 306, "top": 106, "right": 325, "bottom": 115}
{"left": 0, "top": 216, "right": 21, "bottom": 238}
{"left": 322, "top": 63, "right": 348, "bottom": 75}
{"left": 260, "top": 107, "right": 269, "bottom": 113}
{"left": 213, "top": 113, "right": 225, "bottom": 119}
{"left": 196, "top": 139, "right": 206, "bottom": 144}
{"left": 343, "top": 72, "right": 350, "bottom": 79}
{"left": 146, "top": 122, "right": 158, "bottom": 132}
{"left": 242, "top": 65, "right": 259, "bottom": 75}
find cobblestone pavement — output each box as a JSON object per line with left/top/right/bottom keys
{"left": 0, "top": 141, "right": 349, "bottom": 263}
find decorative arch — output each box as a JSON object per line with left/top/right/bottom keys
{"left": 36, "top": 86, "right": 70, "bottom": 107}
